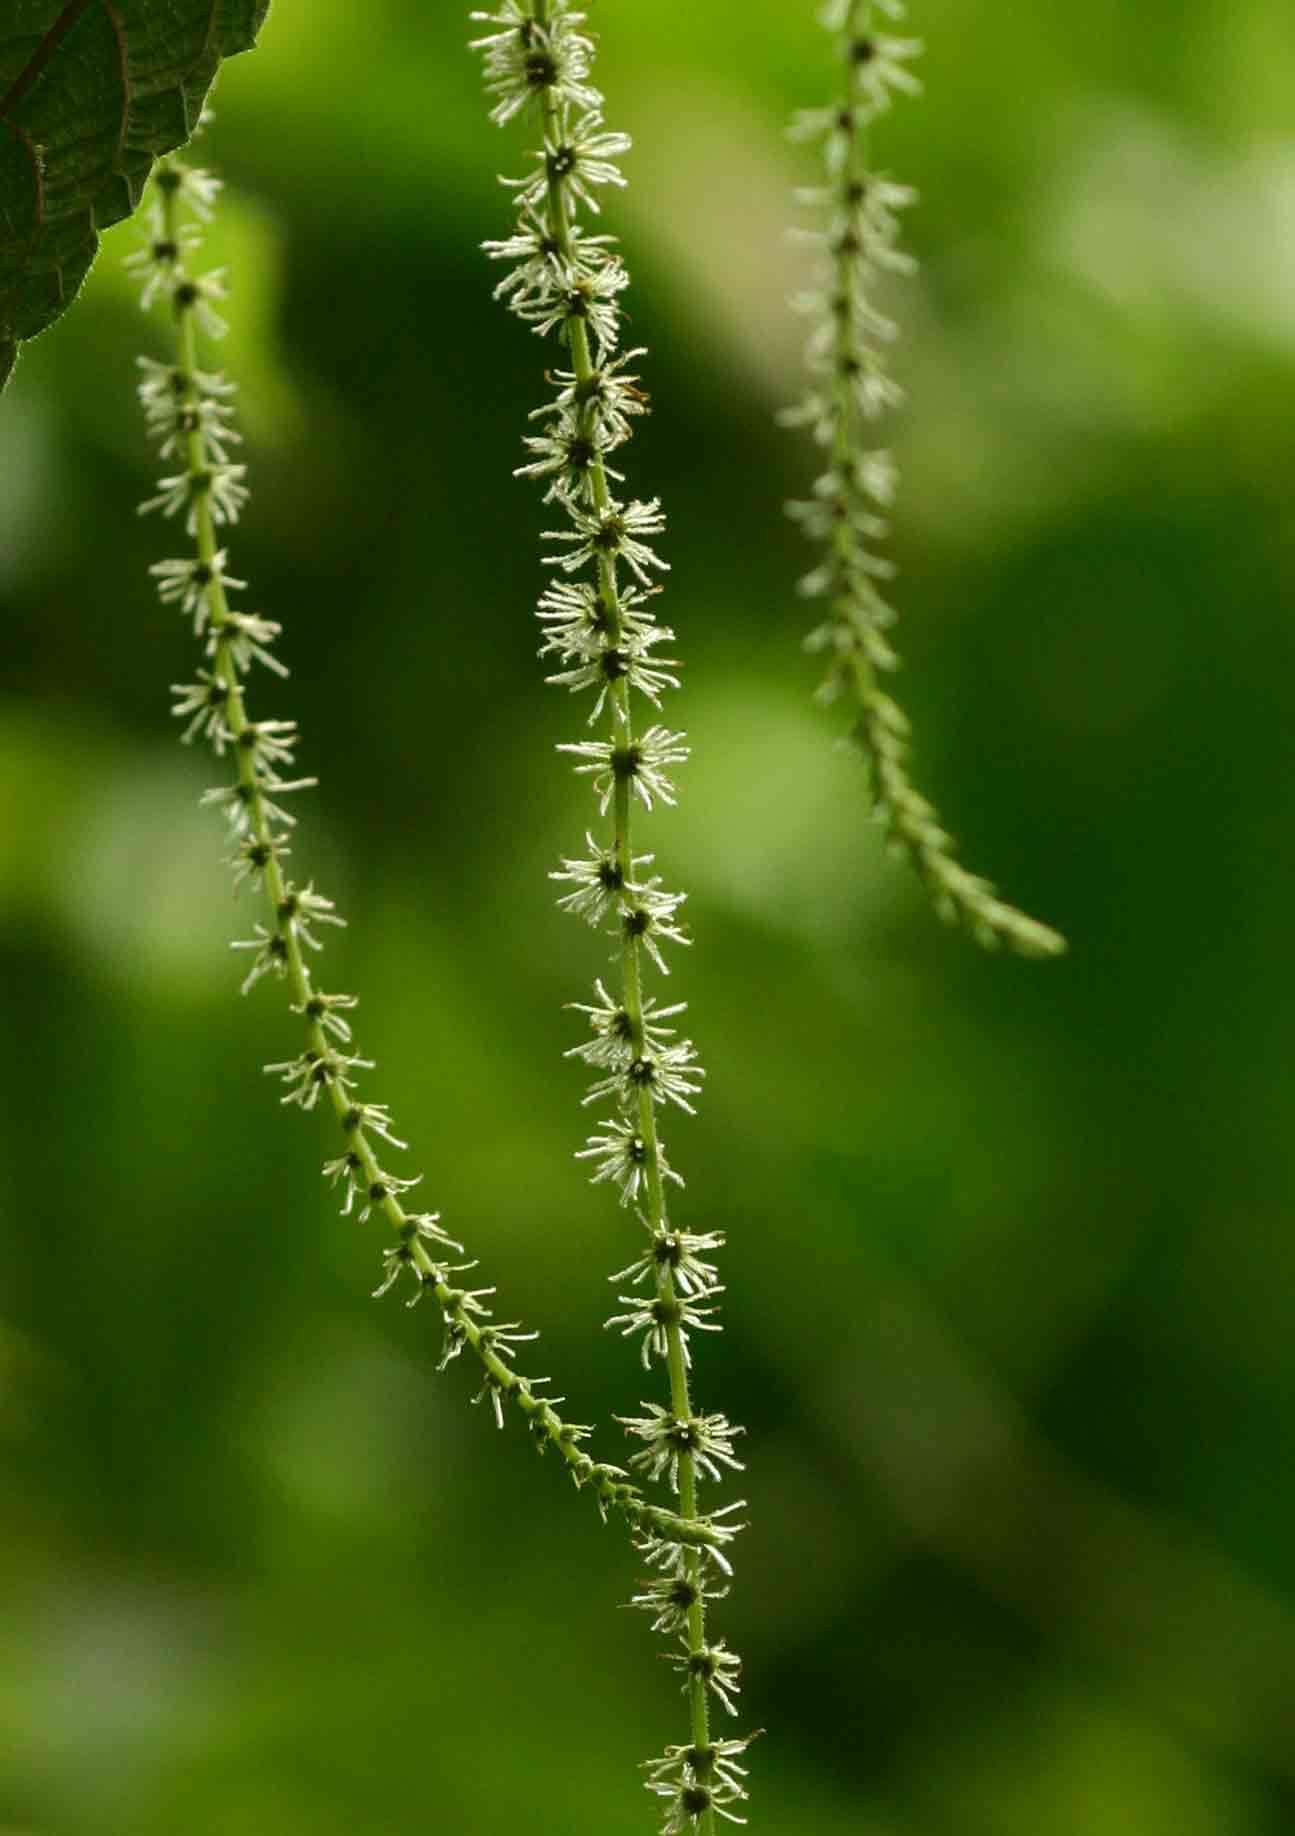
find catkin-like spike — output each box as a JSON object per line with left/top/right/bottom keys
{"left": 130, "top": 147, "right": 725, "bottom": 1566}
{"left": 788, "top": 0, "right": 1065, "bottom": 958}
{"left": 470, "top": 3, "right": 750, "bottom": 1828}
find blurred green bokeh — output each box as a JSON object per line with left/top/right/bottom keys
{"left": 4, "top": 2, "right": 1295, "bottom": 1831}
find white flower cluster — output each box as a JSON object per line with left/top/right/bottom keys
{"left": 786, "top": 2, "right": 1065, "bottom": 958}
{"left": 472, "top": 2, "right": 755, "bottom": 1825}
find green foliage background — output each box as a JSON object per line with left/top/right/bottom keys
{"left": 4, "top": 1, "right": 1295, "bottom": 1830}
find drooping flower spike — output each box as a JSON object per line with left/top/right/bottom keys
{"left": 131, "top": 141, "right": 736, "bottom": 1611}
{"left": 787, "top": 0, "right": 1066, "bottom": 958}
{"left": 471, "top": 1, "right": 751, "bottom": 1825}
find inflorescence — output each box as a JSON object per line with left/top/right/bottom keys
{"left": 470, "top": 2, "right": 755, "bottom": 1826}
{"left": 131, "top": 141, "right": 735, "bottom": 1570}
{"left": 787, "top": 0, "right": 1065, "bottom": 957}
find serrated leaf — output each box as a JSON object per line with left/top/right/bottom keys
{"left": 0, "top": 0, "right": 270, "bottom": 391}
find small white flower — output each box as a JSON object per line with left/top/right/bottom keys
{"left": 238, "top": 719, "right": 300, "bottom": 773}
{"left": 542, "top": 347, "right": 650, "bottom": 448}
{"left": 558, "top": 724, "right": 689, "bottom": 815}
{"left": 576, "top": 1117, "right": 683, "bottom": 1207}
{"left": 666, "top": 1639, "right": 742, "bottom": 1718}
{"left": 436, "top": 1280, "right": 497, "bottom": 1370}
{"left": 566, "top": 981, "right": 686, "bottom": 1069}
{"left": 354, "top": 1168, "right": 423, "bottom": 1223}
{"left": 291, "top": 990, "right": 359, "bottom": 1043}
{"left": 628, "top": 1569, "right": 717, "bottom": 1640}
{"left": 515, "top": 252, "right": 629, "bottom": 351}
{"left": 642, "top": 1732, "right": 756, "bottom": 1802}
{"left": 137, "top": 356, "right": 235, "bottom": 425}
{"left": 136, "top": 355, "right": 185, "bottom": 421}
{"left": 373, "top": 1243, "right": 428, "bottom": 1306}
{"left": 584, "top": 1037, "right": 704, "bottom": 1115}
{"left": 160, "top": 162, "right": 224, "bottom": 221}
{"left": 322, "top": 1148, "right": 366, "bottom": 1215}
{"left": 171, "top": 672, "right": 232, "bottom": 749}
{"left": 230, "top": 833, "right": 288, "bottom": 888}
{"left": 150, "top": 550, "right": 246, "bottom": 629}
{"left": 153, "top": 389, "right": 241, "bottom": 464}
{"left": 407, "top": 1212, "right": 464, "bottom": 1253}
{"left": 611, "top": 1230, "right": 724, "bottom": 1298}
{"left": 478, "top": 1319, "right": 541, "bottom": 1365}
{"left": 210, "top": 611, "right": 289, "bottom": 678}
{"left": 551, "top": 833, "right": 648, "bottom": 925}
{"left": 543, "top": 497, "right": 668, "bottom": 586}
{"left": 605, "top": 1284, "right": 723, "bottom": 1371}
{"left": 470, "top": 1, "right": 600, "bottom": 126}
{"left": 508, "top": 111, "right": 632, "bottom": 216}
{"left": 276, "top": 882, "right": 344, "bottom": 951}
{"left": 564, "top": 976, "right": 634, "bottom": 1067}
{"left": 473, "top": 1371, "right": 514, "bottom": 1429}
{"left": 515, "top": 409, "right": 623, "bottom": 506}
{"left": 138, "top": 471, "right": 200, "bottom": 523}
{"left": 171, "top": 267, "right": 231, "bottom": 339}
{"left": 263, "top": 1047, "right": 373, "bottom": 1110}
{"left": 848, "top": 360, "right": 905, "bottom": 422}
{"left": 850, "top": 33, "right": 924, "bottom": 118}
{"left": 620, "top": 878, "right": 690, "bottom": 974}
{"left": 536, "top": 578, "right": 661, "bottom": 661}
{"left": 545, "top": 624, "right": 680, "bottom": 724}
{"left": 650, "top": 1778, "right": 749, "bottom": 1830}
{"left": 257, "top": 770, "right": 320, "bottom": 815}
{"left": 138, "top": 460, "right": 248, "bottom": 533}
{"left": 200, "top": 771, "right": 314, "bottom": 836}
{"left": 857, "top": 173, "right": 921, "bottom": 266}
{"left": 337, "top": 1099, "right": 407, "bottom": 1150}
{"left": 135, "top": 354, "right": 207, "bottom": 403}
{"left": 372, "top": 1218, "right": 462, "bottom": 1305}
{"left": 230, "top": 922, "right": 288, "bottom": 994}
{"left": 619, "top": 1405, "right": 745, "bottom": 1491}
{"left": 852, "top": 447, "right": 900, "bottom": 507}
{"left": 487, "top": 215, "right": 620, "bottom": 329}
